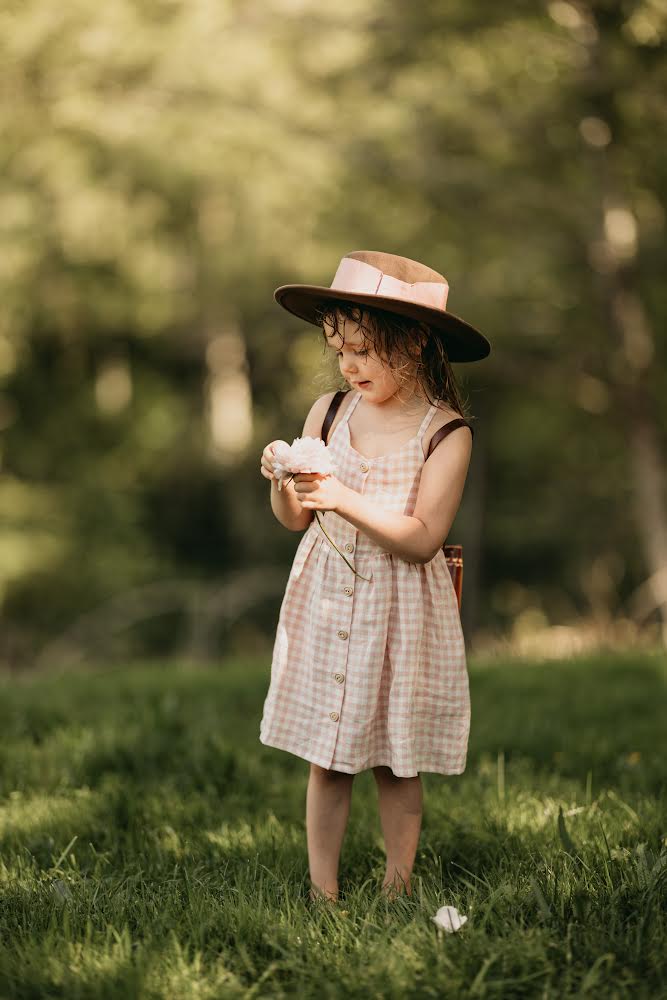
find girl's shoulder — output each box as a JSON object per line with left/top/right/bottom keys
{"left": 423, "top": 401, "right": 474, "bottom": 458}
{"left": 300, "top": 390, "right": 350, "bottom": 441}
{"left": 431, "top": 400, "right": 468, "bottom": 430}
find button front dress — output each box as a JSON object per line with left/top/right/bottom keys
{"left": 259, "top": 390, "right": 471, "bottom": 778}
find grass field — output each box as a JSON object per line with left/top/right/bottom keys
{"left": 0, "top": 649, "right": 665, "bottom": 998}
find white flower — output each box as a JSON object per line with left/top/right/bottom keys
{"left": 432, "top": 905, "right": 468, "bottom": 933}
{"left": 271, "top": 434, "right": 372, "bottom": 581}
{"left": 273, "top": 436, "right": 337, "bottom": 490}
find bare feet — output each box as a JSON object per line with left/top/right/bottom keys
{"left": 380, "top": 874, "right": 412, "bottom": 901}
{"left": 308, "top": 885, "right": 339, "bottom": 905}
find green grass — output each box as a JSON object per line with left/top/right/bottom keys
{"left": 0, "top": 649, "right": 665, "bottom": 998}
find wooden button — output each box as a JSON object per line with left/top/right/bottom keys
{"left": 337, "top": 629, "right": 348, "bottom": 640}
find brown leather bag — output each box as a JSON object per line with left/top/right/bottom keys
{"left": 321, "top": 389, "right": 473, "bottom": 610}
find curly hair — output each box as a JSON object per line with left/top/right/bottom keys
{"left": 314, "top": 299, "right": 473, "bottom": 423}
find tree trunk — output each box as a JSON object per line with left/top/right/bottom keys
{"left": 583, "top": 4, "right": 667, "bottom": 643}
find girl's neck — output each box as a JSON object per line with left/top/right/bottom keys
{"left": 363, "top": 386, "right": 431, "bottom": 417}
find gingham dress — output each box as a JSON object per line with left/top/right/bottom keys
{"left": 259, "top": 389, "right": 471, "bottom": 778}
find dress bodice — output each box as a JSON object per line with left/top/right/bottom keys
{"left": 305, "top": 390, "right": 440, "bottom": 568}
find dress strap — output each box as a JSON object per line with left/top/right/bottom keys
{"left": 426, "top": 417, "right": 474, "bottom": 460}
{"left": 416, "top": 402, "right": 439, "bottom": 443}
{"left": 320, "top": 388, "right": 354, "bottom": 443}
{"left": 340, "top": 389, "right": 362, "bottom": 426}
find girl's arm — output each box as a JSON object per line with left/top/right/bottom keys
{"left": 270, "top": 476, "right": 310, "bottom": 532}
{"left": 269, "top": 392, "right": 338, "bottom": 532}
{"left": 335, "top": 427, "right": 473, "bottom": 563}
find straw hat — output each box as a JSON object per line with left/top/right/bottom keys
{"left": 274, "top": 249, "right": 490, "bottom": 362}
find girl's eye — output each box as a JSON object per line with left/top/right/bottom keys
{"left": 336, "top": 349, "right": 368, "bottom": 357}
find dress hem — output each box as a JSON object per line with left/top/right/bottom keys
{"left": 259, "top": 731, "right": 467, "bottom": 778}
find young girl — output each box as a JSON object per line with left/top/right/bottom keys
{"left": 259, "top": 250, "right": 490, "bottom": 904}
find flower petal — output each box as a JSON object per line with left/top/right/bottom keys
{"left": 432, "top": 905, "right": 468, "bottom": 933}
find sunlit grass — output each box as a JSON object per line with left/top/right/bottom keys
{"left": 0, "top": 650, "right": 665, "bottom": 998}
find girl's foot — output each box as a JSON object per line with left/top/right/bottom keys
{"left": 380, "top": 878, "right": 412, "bottom": 902}
{"left": 308, "top": 885, "right": 339, "bottom": 905}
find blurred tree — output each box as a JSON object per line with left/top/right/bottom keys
{"left": 0, "top": 0, "right": 664, "bottom": 665}
{"left": 306, "top": 0, "right": 666, "bottom": 641}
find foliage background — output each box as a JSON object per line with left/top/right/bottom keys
{"left": 1, "top": 0, "right": 665, "bottom": 668}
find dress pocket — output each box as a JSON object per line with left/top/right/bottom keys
{"left": 289, "top": 528, "right": 318, "bottom": 581}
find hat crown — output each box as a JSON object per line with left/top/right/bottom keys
{"left": 345, "top": 250, "right": 445, "bottom": 286}
{"left": 272, "top": 247, "right": 491, "bottom": 362}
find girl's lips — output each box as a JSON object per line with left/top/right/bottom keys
{"left": 356, "top": 380, "right": 371, "bottom": 387}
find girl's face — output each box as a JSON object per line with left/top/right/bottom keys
{"left": 323, "top": 310, "right": 401, "bottom": 403}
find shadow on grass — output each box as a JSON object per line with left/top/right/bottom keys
{"left": 0, "top": 650, "right": 664, "bottom": 890}
{"left": 467, "top": 651, "right": 665, "bottom": 792}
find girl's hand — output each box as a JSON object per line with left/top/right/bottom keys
{"left": 261, "top": 440, "right": 288, "bottom": 483}
{"left": 292, "top": 472, "right": 349, "bottom": 513}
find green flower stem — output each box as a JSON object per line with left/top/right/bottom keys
{"left": 283, "top": 473, "right": 372, "bottom": 583}
{"left": 314, "top": 512, "right": 372, "bottom": 583}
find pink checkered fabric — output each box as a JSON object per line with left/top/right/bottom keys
{"left": 259, "top": 389, "right": 471, "bottom": 777}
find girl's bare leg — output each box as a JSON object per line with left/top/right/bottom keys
{"left": 306, "top": 763, "right": 355, "bottom": 901}
{"left": 372, "top": 765, "right": 423, "bottom": 897}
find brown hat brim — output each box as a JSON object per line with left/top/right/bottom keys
{"left": 274, "top": 284, "right": 491, "bottom": 363}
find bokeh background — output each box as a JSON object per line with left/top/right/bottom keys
{"left": 1, "top": 0, "right": 666, "bottom": 670}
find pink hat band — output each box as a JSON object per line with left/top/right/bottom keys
{"left": 330, "top": 257, "right": 449, "bottom": 312}
{"left": 272, "top": 248, "right": 491, "bottom": 362}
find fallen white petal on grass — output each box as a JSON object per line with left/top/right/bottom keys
{"left": 432, "top": 905, "right": 468, "bottom": 933}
